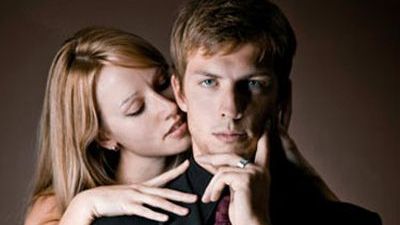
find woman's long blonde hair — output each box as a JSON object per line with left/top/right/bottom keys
{"left": 30, "top": 27, "right": 169, "bottom": 212}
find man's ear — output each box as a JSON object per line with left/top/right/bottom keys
{"left": 96, "top": 129, "right": 119, "bottom": 151}
{"left": 171, "top": 74, "right": 188, "bottom": 112}
{"left": 279, "top": 79, "right": 292, "bottom": 131}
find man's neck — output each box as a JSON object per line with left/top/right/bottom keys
{"left": 116, "top": 151, "right": 166, "bottom": 184}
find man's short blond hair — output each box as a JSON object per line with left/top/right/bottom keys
{"left": 170, "top": 0, "right": 296, "bottom": 98}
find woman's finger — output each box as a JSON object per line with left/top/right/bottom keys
{"left": 137, "top": 186, "right": 197, "bottom": 203}
{"left": 125, "top": 204, "right": 169, "bottom": 222}
{"left": 137, "top": 194, "right": 189, "bottom": 216}
{"left": 144, "top": 160, "right": 189, "bottom": 187}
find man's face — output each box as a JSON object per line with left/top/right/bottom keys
{"left": 173, "top": 44, "right": 278, "bottom": 158}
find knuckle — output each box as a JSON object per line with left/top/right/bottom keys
{"left": 163, "top": 190, "right": 177, "bottom": 199}
{"left": 130, "top": 184, "right": 140, "bottom": 189}
{"left": 218, "top": 167, "right": 231, "bottom": 174}
{"left": 168, "top": 203, "right": 182, "bottom": 211}
{"left": 150, "top": 195, "right": 164, "bottom": 204}
{"left": 135, "top": 207, "right": 148, "bottom": 216}
{"left": 247, "top": 167, "right": 258, "bottom": 175}
{"left": 241, "top": 175, "right": 252, "bottom": 186}
{"left": 217, "top": 167, "right": 227, "bottom": 173}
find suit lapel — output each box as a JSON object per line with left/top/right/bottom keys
{"left": 164, "top": 171, "right": 203, "bottom": 225}
{"left": 163, "top": 156, "right": 220, "bottom": 225}
{"left": 200, "top": 197, "right": 219, "bottom": 225}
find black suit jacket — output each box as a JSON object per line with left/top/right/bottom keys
{"left": 92, "top": 148, "right": 381, "bottom": 225}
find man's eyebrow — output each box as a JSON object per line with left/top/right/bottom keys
{"left": 192, "top": 70, "right": 222, "bottom": 78}
{"left": 193, "top": 70, "right": 272, "bottom": 79}
{"left": 244, "top": 72, "right": 273, "bottom": 78}
{"left": 120, "top": 92, "right": 138, "bottom": 108}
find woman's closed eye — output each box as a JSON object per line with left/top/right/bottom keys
{"left": 126, "top": 104, "right": 145, "bottom": 117}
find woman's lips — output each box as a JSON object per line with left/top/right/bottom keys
{"left": 166, "top": 121, "right": 188, "bottom": 139}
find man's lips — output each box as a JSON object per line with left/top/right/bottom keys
{"left": 212, "top": 131, "right": 247, "bottom": 143}
{"left": 165, "top": 119, "right": 188, "bottom": 139}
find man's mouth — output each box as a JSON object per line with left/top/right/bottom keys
{"left": 212, "top": 131, "right": 247, "bottom": 143}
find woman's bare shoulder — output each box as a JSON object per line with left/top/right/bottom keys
{"left": 24, "top": 195, "right": 62, "bottom": 225}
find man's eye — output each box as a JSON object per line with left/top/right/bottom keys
{"left": 248, "top": 80, "right": 262, "bottom": 89}
{"left": 248, "top": 80, "right": 270, "bottom": 90}
{"left": 200, "top": 79, "right": 216, "bottom": 87}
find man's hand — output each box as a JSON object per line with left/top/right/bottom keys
{"left": 196, "top": 133, "right": 271, "bottom": 225}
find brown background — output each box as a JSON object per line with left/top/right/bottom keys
{"left": 0, "top": 0, "right": 398, "bottom": 225}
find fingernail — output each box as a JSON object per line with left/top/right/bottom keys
{"left": 178, "top": 208, "right": 189, "bottom": 215}
{"left": 186, "top": 194, "right": 197, "bottom": 202}
{"left": 160, "top": 215, "right": 169, "bottom": 221}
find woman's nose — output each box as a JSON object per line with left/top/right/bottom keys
{"left": 153, "top": 91, "right": 179, "bottom": 120}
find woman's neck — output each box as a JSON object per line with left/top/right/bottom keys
{"left": 116, "top": 151, "right": 166, "bottom": 184}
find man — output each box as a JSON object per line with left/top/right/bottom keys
{"left": 93, "top": 0, "right": 381, "bottom": 224}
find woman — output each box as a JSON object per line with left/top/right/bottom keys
{"left": 25, "top": 27, "right": 197, "bottom": 225}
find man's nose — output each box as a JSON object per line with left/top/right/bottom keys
{"left": 219, "top": 86, "right": 243, "bottom": 120}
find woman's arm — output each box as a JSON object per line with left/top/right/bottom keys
{"left": 24, "top": 195, "right": 62, "bottom": 225}
{"left": 25, "top": 160, "right": 197, "bottom": 225}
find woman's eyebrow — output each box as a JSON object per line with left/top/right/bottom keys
{"left": 120, "top": 92, "right": 138, "bottom": 108}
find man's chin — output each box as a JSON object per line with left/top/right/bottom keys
{"left": 192, "top": 139, "right": 256, "bottom": 158}
{"left": 212, "top": 143, "right": 255, "bottom": 158}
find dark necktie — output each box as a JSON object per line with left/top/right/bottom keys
{"left": 214, "top": 194, "right": 231, "bottom": 225}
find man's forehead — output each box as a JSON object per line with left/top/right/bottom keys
{"left": 186, "top": 43, "right": 273, "bottom": 70}
{"left": 191, "top": 68, "right": 273, "bottom": 80}
{"left": 188, "top": 42, "right": 258, "bottom": 58}
{"left": 185, "top": 44, "right": 273, "bottom": 79}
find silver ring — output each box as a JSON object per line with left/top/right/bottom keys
{"left": 236, "top": 158, "right": 250, "bottom": 169}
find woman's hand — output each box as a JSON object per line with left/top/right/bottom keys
{"left": 72, "top": 159, "right": 197, "bottom": 223}
{"left": 26, "top": 160, "right": 197, "bottom": 225}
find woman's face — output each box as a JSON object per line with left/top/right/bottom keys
{"left": 95, "top": 65, "right": 191, "bottom": 157}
